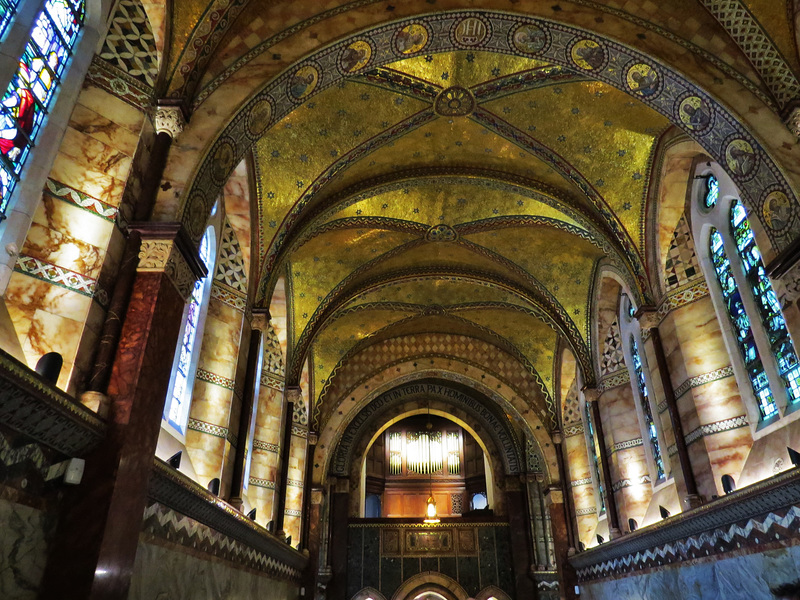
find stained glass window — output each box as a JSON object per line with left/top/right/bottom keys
{"left": 165, "top": 230, "right": 213, "bottom": 433}
{"left": 730, "top": 201, "right": 800, "bottom": 408}
{"left": 585, "top": 406, "right": 605, "bottom": 514}
{"left": 0, "top": 0, "right": 83, "bottom": 217}
{"left": 704, "top": 175, "right": 719, "bottom": 209}
{"left": 0, "top": 0, "right": 19, "bottom": 41}
{"left": 630, "top": 337, "right": 665, "bottom": 480}
{"left": 709, "top": 227, "right": 777, "bottom": 419}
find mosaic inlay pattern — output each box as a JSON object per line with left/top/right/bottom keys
{"left": 99, "top": 0, "right": 158, "bottom": 87}
{"left": 599, "top": 320, "right": 625, "bottom": 377}
{"left": 14, "top": 254, "right": 97, "bottom": 297}
{"left": 664, "top": 214, "right": 700, "bottom": 291}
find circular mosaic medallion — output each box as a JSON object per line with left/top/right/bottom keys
{"left": 510, "top": 23, "right": 549, "bottom": 54}
{"left": 288, "top": 64, "right": 319, "bottom": 101}
{"left": 394, "top": 23, "right": 429, "bottom": 55}
{"left": 186, "top": 193, "right": 209, "bottom": 240}
{"left": 452, "top": 16, "right": 490, "bottom": 47}
{"left": 434, "top": 86, "right": 476, "bottom": 117}
{"left": 725, "top": 138, "right": 757, "bottom": 179}
{"left": 246, "top": 98, "right": 273, "bottom": 137}
{"left": 210, "top": 140, "right": 235, "bottom": 185}
{"left": 677, "top": 95, "right": 713, "bottom": 133}
{"left": 762, "top": 190, "right": 792, "bottom": 232}
{"left": 426, "top": 224, "right": 458, "bottom": 242}
{"left": 626, "top": 63, "right": 660, "bottom": 98}
{"left": 570, "top": 39, "right": 606, "bottom": 71}
{"left": 339, "top": 40, "right": 372, "bottom": 74}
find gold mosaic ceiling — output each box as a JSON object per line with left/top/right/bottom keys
{"left": 248, "top": 48, "right": 674, "bottom": 415}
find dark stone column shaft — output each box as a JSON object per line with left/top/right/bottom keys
{"left": 506, "top": 487, "right": 536, "bottom": 598}
{"left": 554, "top": 435, "right": 579, "bottom": 549}
{"left": 274, "top": 398, "right": 295, "bottom": 537}
{"left": 590, "top": 397, "right": 621, "bottom": 536}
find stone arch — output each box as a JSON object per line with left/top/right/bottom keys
{"left": 390, "top": 571, "right": 470, "bottom": 600}
{"left": 330, "top": 377, "right": 525, "bottom": 481}
{"left": 352, "top": 587, "right": 388, "bottom": 600}
{"left": 590, "top": 263, "right": 634, "bottom": 380}
{"left": 172, "top": 10, "right": 799, "bottom": 272}
{"left": 474, "top": 585, "right": 513, "bottom": 600}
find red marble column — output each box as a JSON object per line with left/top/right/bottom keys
{"left": 545, "top": 487, "right": 578, "bottom": 600}
{"left": 505, "top": 485, "right": 536, "bottom": 598}
{"left": 40, "top": 224, "right": 204, "bottom": 600}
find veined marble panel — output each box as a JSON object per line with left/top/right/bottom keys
{"left": 0, "top": 499, "right": 49, "bottom": 600}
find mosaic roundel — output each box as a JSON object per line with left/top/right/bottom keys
{"left": 426, "top": 224, "right": 458, "bottom": 242}
{"left": 725, "top": 138, "right": 757, "bottom": 180}
{"left": 246, "top": 97, "right": 273, "bottom": 137}
{"left": 509, "top": 22, "right": 549, "bottom": 54}
{"left": 570, "top": 39, "right": 607, "bottom": 72}
{"left": 626, "top": 63, "right": 660, "bottom": 98}
{"left": 394, "top": 23, "right": 429, "bottom": 55}
{"left": 210, "top": 139, "right": 236, "bottom": 185}
{"left": 677, "top": 94, "right": 714, "bottom": 133}
{"left": 451, "top": 15, "right": 490, "bottom": 48}
{"left": 434, "top": 86, "right": 475, "bottom": 117}
{"left": 339, "top": 40, "right": 372, "bottom": 74}
{"left": 762, "top": 190, "right": 792, "bottom": 231}
{"left": 288, "top": 64, "right": 319, "bottom": 101}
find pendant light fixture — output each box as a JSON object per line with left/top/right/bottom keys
{"left": 423, "top": 402, "right": 440, "bottom": 524}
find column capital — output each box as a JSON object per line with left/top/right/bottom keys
{"left": 543, "top": 486, "right": 564, "bottom": 506}
{"left": 249, "top": 307, "right": 271, "bottom": 331}
{"left": 551, "top": 430, "right": 563, "bottom": 445}
{"left": 285, "top": 386, "right": 302, "bottom": 403}
{"left": 785, "top": 105, "right": 800, "bottom": 139}
{"left": 582, "top": 387, "right": 601, "bottom": 403}
{"left": 132, "top": 222, "right": 207, "bottom": 300}
{"left": 154, "top": 103, "right": 186, "bottom": 139}
{"left": 634, "top": 307, "right": 661, "bottom": 330}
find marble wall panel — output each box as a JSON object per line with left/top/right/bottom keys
{"left": 0, "top": 499, "right": 50, "bottom": 600}
{"left": 738, "top": 418, "right": 800, "bottom": 488}
{"left": 222, "top": 160, "right": 252, "bottom": 279}
{"left": 188, "top": 380, "right": 234, "bottom": 433}
{"left": 599, "top": 385, "right": 640, "bottom": 452}
{"left": 254, "top": 384, "right": 283, "bottom": 446}
{"left": 579, "top": 543, "right": 800, "bottom": 600}
{"left": 196, "top": 297, "right": 245, "bottom": 383}
{"left": 613, "top": 448, "right": 652, "bottom": 528}
{"left": 701, "top": 426, "right": 752, "bottom": 495}
{"left": 128, "top": 539, "right": 300, "bottom": 600}
{"left": 185, "top": 426, "right": 227, "bottom": 486}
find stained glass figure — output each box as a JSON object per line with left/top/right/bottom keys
{"left": 166, "top": 230, "right": 213, "bottom": 433}
{"left": 704, "top": 175, "right": 719, "bottom": 209}
{"left": 0, "top": 0, "right": 83, "bottom": 217}
{"left": 730, "top": 201, "right": 800, "bottom": 407}
{"left": 630, "top": 337, "right": 665, "bottom": 480}
{"left": 585, "top": 406, "right": 606, "bottom": 514}
{"left": 709, "top": 227, "right": 777, "bottom": 419}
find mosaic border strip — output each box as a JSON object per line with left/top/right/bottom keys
{"left": 612, "top": 475, "right": 651, "bottom": 493}
{"left": 674, "top": 366, "right": 735, "bottom": 399}
{"left": 210, "top": 283, "right": 247, "bottom": 312}
{"left": 85, "top": 56, "right": 152, "bottom": 110}
{"left": 196, "top": 367, "right": 236, "bottom": 391}
{"left": 287, "top": 479, "right": 303, "bottom": 488}
{"left": 564, "top": 423, "right": 585, "bottom": 437}
{"left": 572, "top": 477, "right": 592, "bottom": 488}
{"left": 576, "top": 507, "right": 598, "bottom": 516}
{"left": 187, "top": 418, "right": 228, "bottom": 439}
{"left": 260, "top": 372, "right": 285, "bottom": 390}
{"left": 249, "top": 477, "right": 275, "bottom": 489}
{"left": 284, "top": 508, "right": 301, "bottom": 517}
{"left": 685, "top": 414, "right": 748, "bottom": 445}
{"left": 611, "top": 438, "right": 643, "bottom": 454}
{"left": 253, "top": 439, "right": 280, "bottom": 453}
{"left": 44, "top": 179, "right": 117, "bottom": 221}
{"left": 291, "top": 424, "right": 308, "bottom": 438}
{"left": 14, "top": 254, "right": 97, "bottom": 297}
{"left": 657, "top": 280, "right": 710, "bottom": 321}
{"left": 598, "top": 370, "right": 630, "bottom": 393}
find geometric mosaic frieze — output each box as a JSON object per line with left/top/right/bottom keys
{"left": 599, "top": 320, "right": 625, "bottom": 377}
{"left": 14, "top": 254, "right": 97, "bottom": 297}
{"left": 99, "top": 0, "right": 158, "bottom": 87}
{"left": 214, "top": 218, "right": 248, "bottom": 295}
{"left": 664, "top": 214, "right": 700, "bottom": 292}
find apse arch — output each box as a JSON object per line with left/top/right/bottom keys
{"left": 173, "top": 10, "right": 799, "bottom": 280}
{"left": 389, "top": 572, "right": 469, "bottom": 600}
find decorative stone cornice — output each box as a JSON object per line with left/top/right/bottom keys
{"left": 582, "top": 388, "right": 601, "bottom": 403}
{"left": 154, "top": 104, "right": 186, "bottom": 139}
{"left": 635, "top": 308, "right": 660, "bottom": 330}
{"left": 285, "top": 386, "right": 302, "bottom": 403}
{"left": 133, "top": 223, "right": 207, "bottom": 301}
{"left": 250, "top": 307, "right": 270, "bottom": 332}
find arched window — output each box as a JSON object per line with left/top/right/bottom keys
{"left": 584, "top": 404, "right": 605, "bottom": 515}
{"left": 693, "top": 165, "right": 800, "bottom": 427}
{"left": 0, "top": 0, "right": 84, "bottom": 217}
{"left": 0, "top": 0, "right": 20, "bottom": 39}
{"left": 164, "top": 227, "right": 216, "bottom": 435}
{"left": 629, "top": 336, "right": 665, "bottom": 480}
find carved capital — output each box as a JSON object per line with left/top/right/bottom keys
{"left": 551, "top": 430, "right": 563, "bottom": 445}
{"left": 582, "top": 387, "right": 601, "bottom": 403}
{"left": 543, "top": 486, "right": 564, "bottom": 506}
{"left": 785, "top": 106, "right": 800, "bottom": 139}
{"left": 285, "top": 386, "right": 302, "bottom": 403}
{"left": 154, "top": 105, "right": 186, "bottom": 139}
{"left": 307, "top": 431, "right": 319, "bottom": 445}
{"left": 250, "top": 307, "right": 271, "bottom": 332}
{"left": 635, "top": 308, "right": 661, "bottom": 330}
{"left": 133, "top": 223, "right": 207, "bottom": 301}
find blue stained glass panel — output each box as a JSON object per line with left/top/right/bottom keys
{"left": 630, "top": 337, "right": 665, "bottom": 480}
{"left": 0, "top": 0, "right": 19, "bottom": 40}
{"left": 730, "top": 201, "right": 800, "bottom": 407}
{"left": 0, "top": 0, "right": 83, "bottom": 217}
{"left": 705, "top": 175, "right": 719, "bottom": 208}
{"left": 710, "top": 227, "right": 777, "bottom": 419}
{"left": 585, "top": 407, "right": 606, "bottom": 514}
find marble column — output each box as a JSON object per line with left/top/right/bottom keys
{"left": 274, "top": 386, "right": 300, "bottom": 539}
{"left": 505, "top": 479, "right": 536, "bottom": 598}
{"left": 638, "top": 309, "right": 703, "bottom": 508}
{"left": 527, "top": 474, "right": 549, "bottom": 569}
{"left": 545, "top": 487, "right": 578, "bottom": 600}
{"left": 82, "top": 105, "right": 186, "bottom": 401}
{"left": 40, "top": 223, "right": 204, "bottom": 600}
{"left": 585, "top": 389, "right": 622, "bottom": 538}
{"left": 553, "top": 430, "right": 578, "bottom": 550}
{"left": 301, "top": 432, "right": 318, "bottom": 550}
{"left": 327, "top": 477, "right": 350, "bottom": 600}
{"left": 228, "top": 309, "right": 270, "bottom": 509}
